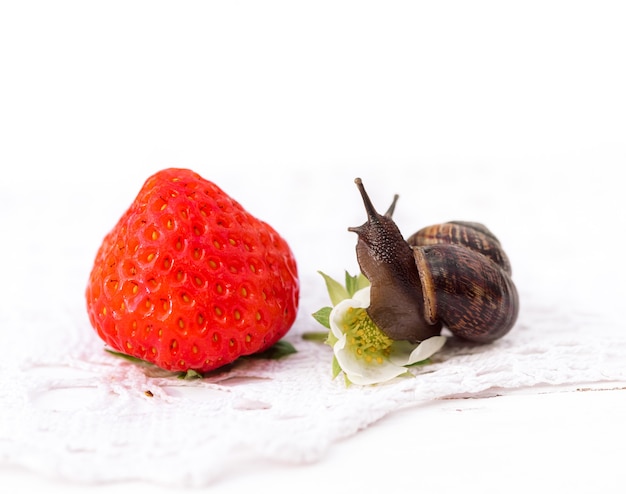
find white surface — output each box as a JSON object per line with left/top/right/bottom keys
{"left": 1, "top": 1, "right": 626, "bottom": 493}
{"left": 4, "top": 385, "right": 626, "bottom": 494}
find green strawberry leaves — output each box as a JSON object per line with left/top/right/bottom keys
{"left": 318, "top": 271, "right": 350, "bottom": 306}
{"left": 105, "top": 338, "right": 297, "bottom": 380}
{"left": 311, "top": 306, "right": 332, "bottom": 329}
{"left": 250, "top": 340, "right": 297, "bottom": 360}
{"left": 318, "top": 270, "right": 369, "bottom": 306}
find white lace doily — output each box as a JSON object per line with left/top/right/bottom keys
{"left": 2, "top": 286, "right": 625, "bottom": 487}
{"left": 1, "top": 166, "right": 625, "bottom": 488}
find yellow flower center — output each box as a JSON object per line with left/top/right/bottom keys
{"left": 344, "top": 307, "right": 393, "bottom": 364}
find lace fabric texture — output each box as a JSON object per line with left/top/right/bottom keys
{"left": 1, "top": 172, "right": 624, "bottom": 487}
{"left": 2, "top": 291, "right": 625, "bottom": 487}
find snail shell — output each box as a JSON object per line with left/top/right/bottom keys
{"left": 413, "top": 242, "right": 518, "bottom": 343}
{"left": 407, "top": 221, "right": 512, "bottom": 275}
{"left": 349, "top": 178, "right": 519, "bottom": 344}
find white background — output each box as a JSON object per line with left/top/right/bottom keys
{"left": 1, "top": 1, "right": 625, "bottom": 493}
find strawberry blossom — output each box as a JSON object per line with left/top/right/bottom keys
{"left": 312, "top": 272, "right": 446, "bottom": 386}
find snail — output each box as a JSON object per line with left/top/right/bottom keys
{"left": 348, "top": 177, "right": 519, "bottom": 344}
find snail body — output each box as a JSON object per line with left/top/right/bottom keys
{"left": 349, "top": 178, "right": 519, "bottom": 344}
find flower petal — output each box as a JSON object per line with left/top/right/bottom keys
{"left": 334, "top": 333, "right": 347, "bottom": 351}
{"left": 328, "top": 286, "right": 371, "bottom": 340}
{"left": 387, "top": 340, "right": 416, "bottom": 366}
{"left": 407, "top": 336, "right": 447, "bottom": 365}
{"left": 388, "top": 336, "right": 446, "bottom": 366}
{"left": 351, "top": 286, "right": 371, "bottom": 306}
{"left": 326, "top": 285, "right": 445, "bottom": 385}
{"left": 334, "top": 342, "right": 406, "bottom": 385}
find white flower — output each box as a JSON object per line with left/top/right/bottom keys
{"left": 328, "top": 286, "right": 446, "bottom": 385}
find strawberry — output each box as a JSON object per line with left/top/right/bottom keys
{"left": 86, "top": 168, "right": 299, "bottom": 373}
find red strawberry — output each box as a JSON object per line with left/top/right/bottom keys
{"left": 86, "top": 168, "right": 299, "bottom": 373}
